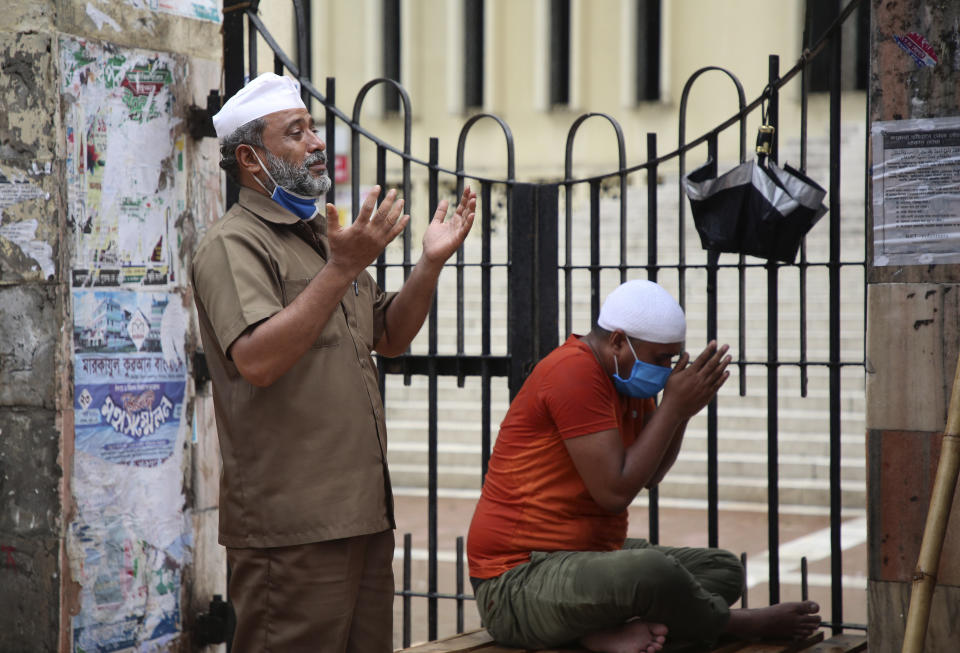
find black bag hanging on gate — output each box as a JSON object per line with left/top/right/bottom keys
{"left": 765, "top": 163, "right": 828, "bottom": 263}
{"left": 682, "top": 122, "right": 827, "bottom": 264}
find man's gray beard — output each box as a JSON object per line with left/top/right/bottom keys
{"left": 266, "top": 150, "right": 331, "bottom": 197}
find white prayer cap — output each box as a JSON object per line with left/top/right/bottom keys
{"left": 212, "top": 72, "right": 306, "bottom": 139}
{"left": 597, "top": 280, "right": 686, "bottom": 344}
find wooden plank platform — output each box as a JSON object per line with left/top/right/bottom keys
{"left": 396, "top": 629, "right": 868, "bottom": 653}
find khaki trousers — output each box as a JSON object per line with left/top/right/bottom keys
{"left": 475, "top": 538, "right": 743, "bottom": 650}
{"left": 227, "top": 529, "right": 395, "bottom": 653}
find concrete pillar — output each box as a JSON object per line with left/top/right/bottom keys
{"left": 867, "top": 0, "right": 960, "bottom": 649}
{"left": 1, "top": 4, "right": 69, "bottom": 649}
{"left": 0, "top": 1, "right": 223, "bottom": 650}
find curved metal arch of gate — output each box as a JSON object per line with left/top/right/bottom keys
{"left": 218, "top": 0, "right": 868, "bottom": 645}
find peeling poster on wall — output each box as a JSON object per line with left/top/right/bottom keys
{"left": 70, "top": 515, "right": 183, "bottom": 652}
{"left": 872, "top": 116, "right": 960, "bottom": 266}
{"left": 62, "top": 34, "right": 194, "bottom": 653}
{"left": 61, "top": 36, "right": 187, "bottom": 288}
{"left": 69, "top": 288, "right": 188, "bottom": 652}
{"left": 73, "top": 289, "right": 187, "bottom": 466}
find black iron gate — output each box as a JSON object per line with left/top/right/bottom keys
{"left": 209, "top": 0, "right": 868, "bottom": 646}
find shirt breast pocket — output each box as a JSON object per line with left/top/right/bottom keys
{"left": 281, "top": 278, "right": 342, "bottom": 349}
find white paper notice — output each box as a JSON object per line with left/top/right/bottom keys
{"left": 872, "top": 116, "right": 960, "bottom": 266}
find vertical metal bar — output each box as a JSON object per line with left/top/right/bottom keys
{"left": 737, "top": 82, "right": 749, "bottom": 399}
{"left": 481, "top": 182, "right": 492, "bottom": 482}
{"left": 351, "top": 125, "right": 360, "bottom": 225}
{"left": 247, "top": 14, "right": 257, "bottom": 81}
{"left": 273, "top": 52, "right": 282, "bottom": 76}
{"left": 766, "top": 54, "right": 781, "bottom": 607}
{"left": 646, "top": 133, "right": 658, "bottom": 284}
{"left": 646, "top": 133, "right": 660, "bottom": 543}
{"left": 799, "top": 9, "right": 811, "bottom": 399}
{"left": 707, "top": 247, "right": 720, "bottom": 549}
{"left": 222, "top": 0, "right": 246, "bottom": 210}
{"left": 456, "top": 536, "right": 465, "bottom": 633}
{"left": 705, "top": 133, "right": 720, "bottom": 550}
{"left": 376, "top": 147, "right": 389, "bottom": 397}
{"left": 768, "top": 55, "right": 780, "bottom": 163}
{"left": 376, "top": 149, "right": 387, "bottom": 219}
{"left": 564, "top": 181, "right": 573, "bottom": 336}
{"left": 828, "top": 23, "right": 844, "bottom": 636}
{"left": 221, "top": 5, "right": 246, "bottom": 627}
{"left": 402, "top": 127, "right": 413, "bottom": 285}
{"left": 735, "top": 90, "right": 748, "bottom": 395}
{"left": 590, "top": 180, "right": 601, "bottom": 323}
{"left": 325, "top": 78, "right": 336, "bottom": 207}
{"left": 619, "top": 170, "right": 628, "bottom": 285}
{"left": 738, "top": 253, "right": 747, "bottom": 397}
{"left": 536, "top": 184, "right": 560, "bottom": 360}
{"left": 292, "top": 0, "right": 311, "bottom": 111}
{"left": 799, "top": 243, "right": 809, "bottom": 400}
{"left": 403, "top": 532, "right": 412, "bottom": 648}
{"left": 507, "top": 184, "right": 537, "bottom": 399}
{"left": 801, "top": 556, "right": 809, "bottom": 602}
{"left": 427, "top": 137, "right": 440, "bottom": 642}
{"left": 457, "top": 175, "right": 466, "bottom": 387}
{"left": 740, "top": 552, "right": 748, "bottom": 609}
{"left": 647, "top": 486, "right": 659, "bottom": 546}
{"left": 677, "top": 152, "right": 686, "bottom": 310}
{"left": 375, "top": 147, "right": 398, "bottom": 393}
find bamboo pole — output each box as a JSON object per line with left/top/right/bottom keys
{"left": 901, "top": 354, "right": 960, "bottom": 653}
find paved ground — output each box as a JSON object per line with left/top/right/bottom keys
{"left": 390, "top": 493, "right": 868, "bottom": 649}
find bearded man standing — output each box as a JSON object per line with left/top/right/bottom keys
{"left": 192, "top": 73, "right": 475, "bottom": 652}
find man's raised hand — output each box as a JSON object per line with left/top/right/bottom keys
{"left": 661, "top": 341, "right": 731, "bottom": 420}
{"left": 422, "top": 186, "right": 477, "bottom": 265}
{"left": 325, "top": 185, "right": 409, "bottom": 280}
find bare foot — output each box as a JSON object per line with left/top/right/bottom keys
{"left": 725, "top": 601, "right": 821, "bottom": 640}
{"left": 580, "top": 620, "right": 668, "bottom": 653}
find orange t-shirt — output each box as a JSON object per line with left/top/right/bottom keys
{"left": 467, "top": 335, "right": 656, "bottom": 579}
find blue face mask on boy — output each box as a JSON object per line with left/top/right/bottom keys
{"left": 248, "top": 148, "right": 320, "bottom": 221}
{"left": 611, "top": 338, "right": 672, "bottom": 399}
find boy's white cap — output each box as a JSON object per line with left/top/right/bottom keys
{"left": 597, "top": 280, "right": 686, "bottom": 344}
{"left": 212, "top": 72, "right": 306, "bottom": 139}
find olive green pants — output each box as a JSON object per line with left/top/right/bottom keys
{"left": 474, "top": 538, "right": 743, "bottom": 650}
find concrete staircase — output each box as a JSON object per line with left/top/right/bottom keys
{"left": 384, "top": 120, "right": 868, "bottom": 514}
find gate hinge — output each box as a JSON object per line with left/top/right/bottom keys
{"left": 192, "top": 350, "right": 211, "bottom": 388}
{"left": 187, "top": 90, "right": 222, "bottom": 140}
{"left": 195, "top": 594, "right": 234, "bottom": 646}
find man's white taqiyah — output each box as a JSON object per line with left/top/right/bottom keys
{"left": 212, "top": 72, "right": 306, "bottom": 139}
{"left": 597, "top": 279, "right": 686, "bottom": 344}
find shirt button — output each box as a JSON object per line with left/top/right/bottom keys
{"left": 360, "top": 359, "right": 366, "bottom": 367}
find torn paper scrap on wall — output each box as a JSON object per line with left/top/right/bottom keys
{"left": 0, "top": 170, "right": 55, "bottom": 279}
{"left": 85, "top": 3, "right": 122, "bottom": 32}
{"left": 61, "top": 36, "right": 187, "bottom": 288}
{"left": 122, "top": 0, "right": 221, "bottom": 23}
{"left": 69, "top": 446, "right": 189, "bottom": 652}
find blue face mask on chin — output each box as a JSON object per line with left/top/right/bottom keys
{"left": 611, "top": 338, "right": 672, "bottom": 399}
{"left": 269, "top": 185, "right": 320, "bottom": 221}
{"left": 249, "top": 149, "right": 320, "bottom": 221}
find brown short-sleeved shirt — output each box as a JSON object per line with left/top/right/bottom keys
{"left": 192, "top": 187, "right": 395, "bottom": 548}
